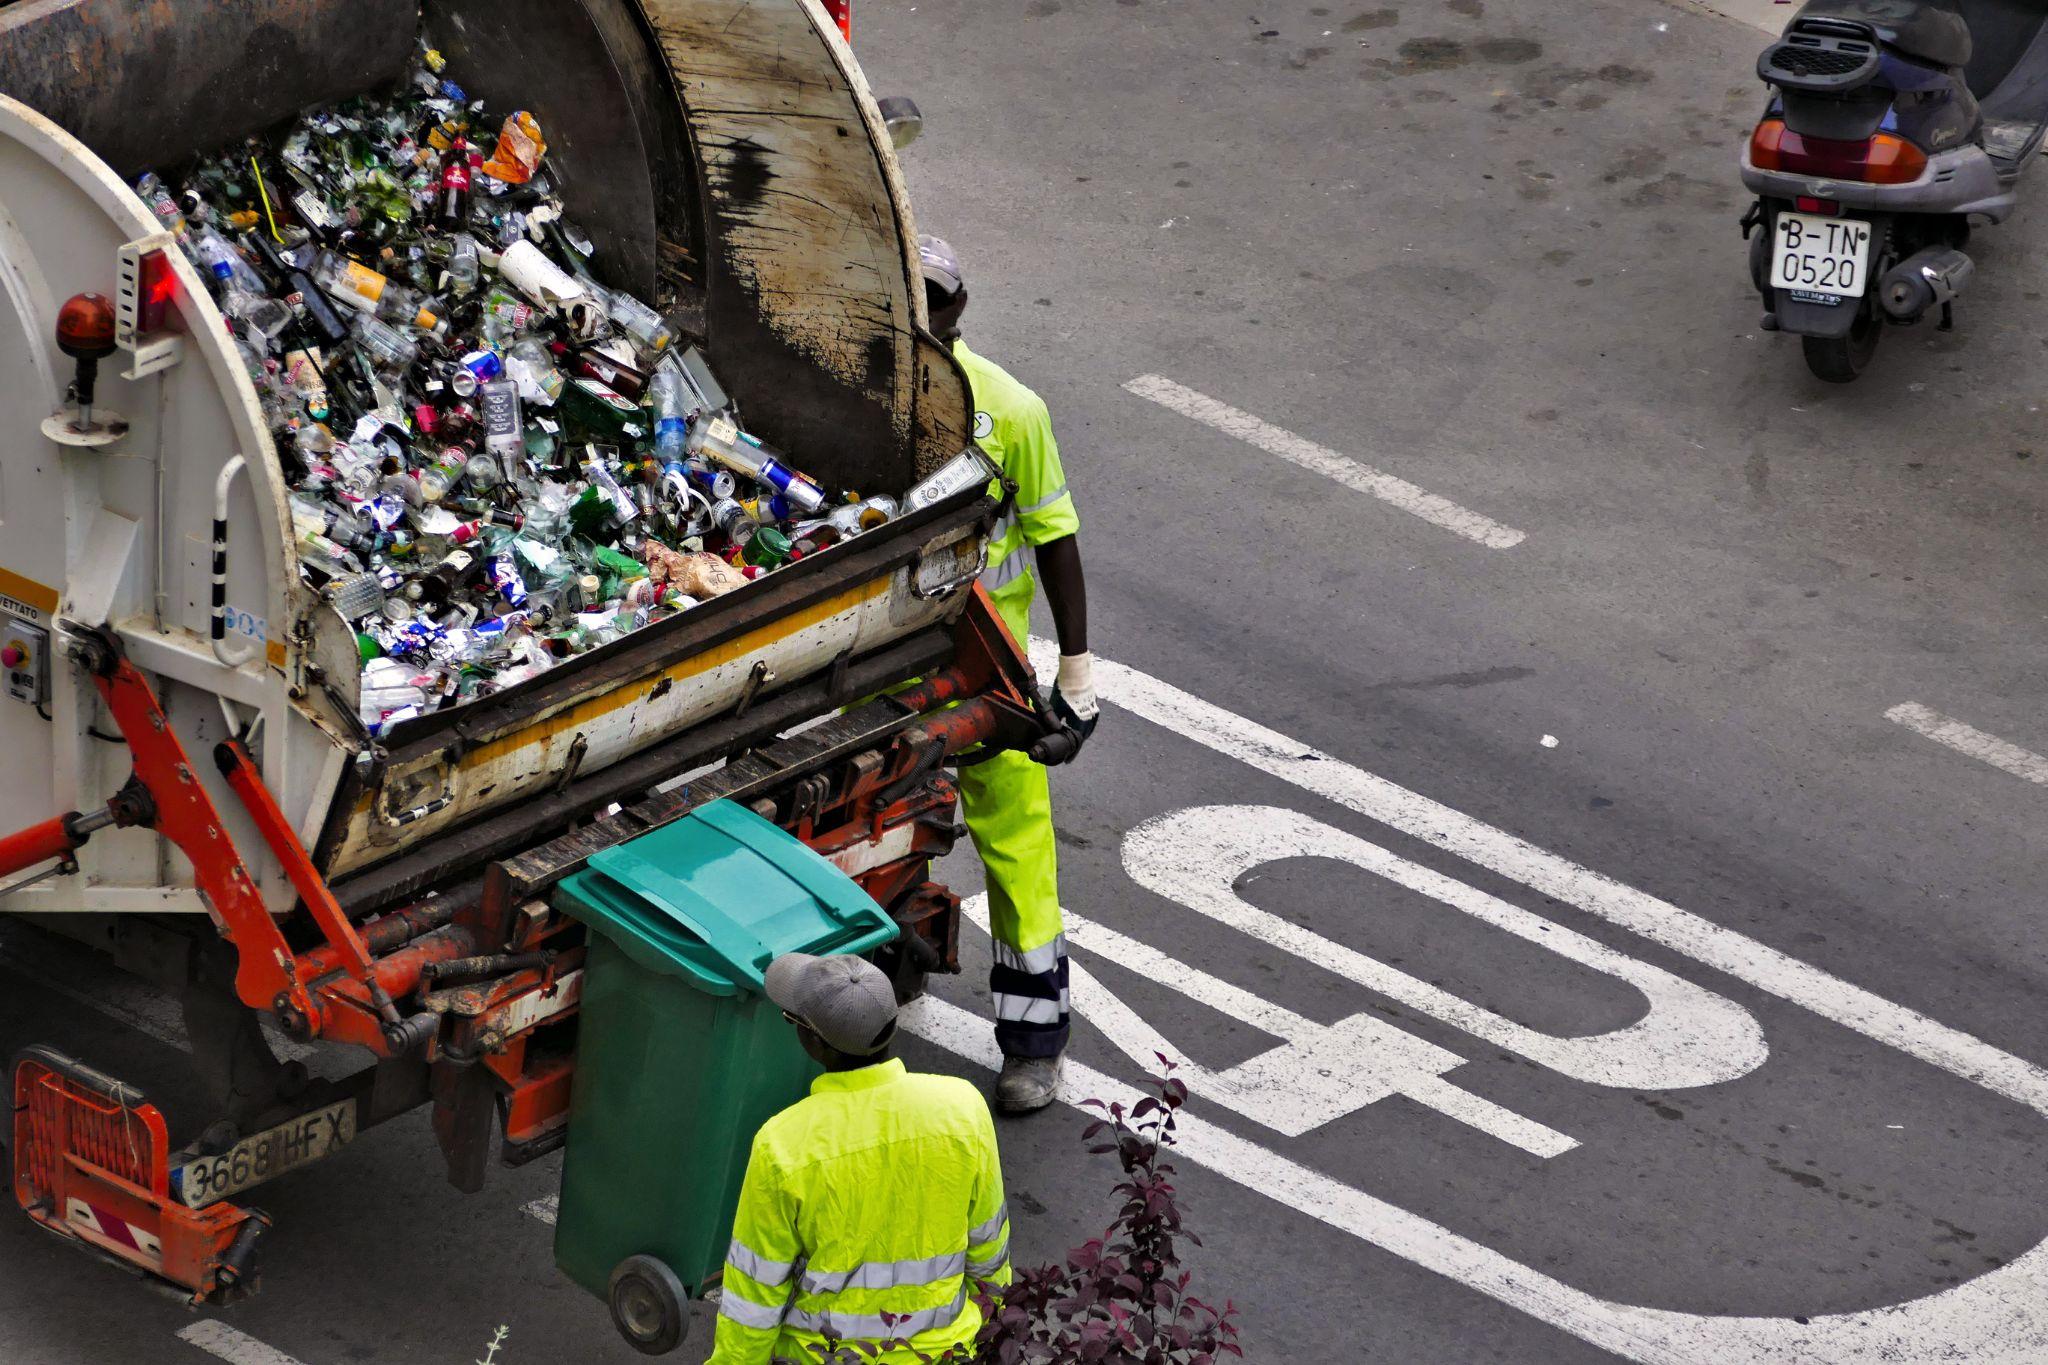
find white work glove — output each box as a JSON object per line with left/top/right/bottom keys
{"left": 1054, "top": 652, "right": 1098, "bottom": 721}
{"left": 1045, "top": 651, "right": 1099, "bottom": 763}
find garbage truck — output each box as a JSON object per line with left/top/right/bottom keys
{"left": 0, "top": 0, "right": 1062, "bottom": 1350}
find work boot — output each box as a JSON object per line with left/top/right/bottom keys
{"left": 995, "top": 1053, "right": 1063, "bottom": 1115}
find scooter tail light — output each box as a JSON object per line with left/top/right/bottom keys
{"left": 1795, "top": 195, "right": 1839, "bottom": 215}
{"left": 1749, "top": 117, "right": 1929, "bottom": 185}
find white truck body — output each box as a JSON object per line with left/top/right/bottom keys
{"left": 0, "top": 0, "right": 983, "bottom": 919}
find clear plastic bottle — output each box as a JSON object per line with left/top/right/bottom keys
{"left": 602, "top": 286, "right": 674, "bottom": 357}
{"left": 466, "top": 450, "right": 504, "bottom": 495}
{"left": 314, "top": 250, "right": 445, "bottom": 333}
{"left": 135, "top": 173, "right": 189, "bottom": 244}
{"left": 418, "top": 447, "right": 470, "bottom": 503}
{"left": 688, "top": 412, "right": 826, "bottom": 514}
{"left": 352, "top": 314, "right": 420, "bottom": 373}
{"left": 650, "top": 362, "right": 691, "bottom": 463}
{"left": 505, "top": 339, "right": 565, "bottom": 406}
{"left": 446, "top": 232, "right": 481, "bottom": 294}
{"left": 358, "top": 658, "right": 427, "bottom": 732}
{"left": 325, "top": 571, "right": 386, "bottom": 620}
{"left": 191, "top": 226, "right": 267, "bottom": 296}
{"left": 297, "top": 529, "right": 362, "bottom": 576}
{"left": 582, "top": 454, "right": 639, "bottom": 526}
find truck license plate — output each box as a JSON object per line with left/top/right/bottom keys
{"left": 174, "top": 1099, "right": 356, "bottom": 1208}
{"left": 1770, "top": 211, "right": 1872, "bottom": 299}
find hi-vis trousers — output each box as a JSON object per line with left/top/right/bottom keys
{"left": 960, "top": 748, "right": 1068, "bottom": 1058}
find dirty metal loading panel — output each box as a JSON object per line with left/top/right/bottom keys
{"left": 643, "top": 0, "right": 977, "bottom": 489}
{"left": 330, "top": 628, "right": 954, "bottom": 916}
{"left": 423, "top": 0, "right": 697, "bottom": 309}
{"left": 0, "top": 0, "right": 418, "bottom": 178}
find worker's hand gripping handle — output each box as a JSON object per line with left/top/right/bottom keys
{"left": 1028, "top": 651, "right": 1100, "bottom": 766}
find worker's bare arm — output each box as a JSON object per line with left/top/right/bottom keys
{"left": 1035, "top": 534, "right": 1088, "bottom": 657}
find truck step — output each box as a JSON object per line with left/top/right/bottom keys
{"left": 10, "top": 1045, "right": 267, "bottom": 1304}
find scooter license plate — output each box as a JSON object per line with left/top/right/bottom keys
{"left": 1770, "top": 211, "right": 1872, "bottom": 300}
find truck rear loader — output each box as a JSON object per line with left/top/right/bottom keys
{"left": 0, "top": 0, "right": 1058, "bottom": 1350}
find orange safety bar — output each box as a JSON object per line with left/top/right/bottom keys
{"left": 11, "top": 1047, "right": 265, "bottom": 1303}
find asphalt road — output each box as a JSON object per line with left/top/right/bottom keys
{"left": 11, "top": 0, "right": 2048, "bottom": 1361}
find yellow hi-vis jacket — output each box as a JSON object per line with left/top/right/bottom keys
{"left": 707, "top": 1059, "right": 1014, "bottom": 1364}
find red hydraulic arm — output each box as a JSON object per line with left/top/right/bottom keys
{"left": 0, "top": 630, "right": 435, "bottom": 1056}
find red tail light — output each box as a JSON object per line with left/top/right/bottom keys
{"left": 823, "top": 0, "right": 851, "bottom": 41}
{"left": 1750, "top": 118, "right": 1928, "bottom": 185}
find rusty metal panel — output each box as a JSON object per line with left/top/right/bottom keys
{"left": 425, "top": 0, "right": 679, "bottom": 302}
{"left": 640, "top": 0, "right": 972, "bottom": 488}
{"left": 0, "top": 0, "right": 418, "bottom": 176}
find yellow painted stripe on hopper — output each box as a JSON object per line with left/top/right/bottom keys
{"left": 350, "top": 576, "right": 892, "bottom": 815}
{"left": 0, "top": 565, "right": 60, "bottom": 615}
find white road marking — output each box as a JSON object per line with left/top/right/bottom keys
{"left": 964, "top": 895, "right": 1577, "bottom": 1155}
{"left": 522, "top": 1194, "right": 559, "bottom": 1225}
{"left": 1124, "top": 804, "right": 1766, "bottom": 1091}
{"left": 1673, "top": 0, "right": 1789, "bottom": 35}
{"left": 175, "top": 1321, "right": 310, "bottom": 1365}
{"left": 1121, "top": 374, "right": 1527, "bottom": 549}
{"left": 1031, "top": 638, "right": 2048, "bottom": 1116}
{"left": 1886, "top": 702, "right": 2048, "bottom": 785}
{"left": 956, "top": 637, "right": 2048, "bottom": 1360}
{"left": 906, "top": 992, "right": 2048, "bottom": 1362}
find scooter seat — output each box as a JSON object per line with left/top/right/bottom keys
{"left": 1790, "top": 0, "right": 1973, "bottom": 69}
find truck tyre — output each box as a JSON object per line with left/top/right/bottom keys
{"left": 608, "top": 1254, "right": 690, "bottom": 1355}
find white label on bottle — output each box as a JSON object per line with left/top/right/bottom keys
{"left": 707, "top": 415, "right": 739, "bottom": 446}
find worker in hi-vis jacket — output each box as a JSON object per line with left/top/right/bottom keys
{"left": 918, "top": 233, "right": 1098, "bottom": 1115}
{"left": 708, "top": 952, "right": 1012, "bottom": 1363}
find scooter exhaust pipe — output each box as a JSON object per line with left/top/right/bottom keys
{"left": 1880, "top": 246, "right": 1974, "bottom": 322}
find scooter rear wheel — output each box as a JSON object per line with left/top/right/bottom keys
{"left": 1801, "top": 312, "right": 1882, "bottom": 383}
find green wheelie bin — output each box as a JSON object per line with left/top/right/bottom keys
{"left": 550, "top": 798, "right": 898, "bottom": 1355}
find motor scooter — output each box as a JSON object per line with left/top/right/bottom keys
{"left": 1740, "top": 0, "right": 2048, "bottom": 382}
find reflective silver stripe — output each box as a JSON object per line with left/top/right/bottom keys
{"left": 968, "top": 1249, "right": 1011, "bottom": 1280}
{"left": 995, "top": 994, "right": 1065, "bottom": 1025}
{"left": 800, "top": 1251, "right": 966, "bottom": 1295}
{"left": 785, "top": 1286, "right": 968, "bottom": 1340}
{"left": 979, "top": 541, "right": 1034, "bottom": 592}
{"left": 727, "top": 1239, "right": 797, "bottom": 1288}
{"left": 969, "top": 1204, "right": 1010, "bottom": 1244}
{"left": 719, "top": 1290, "right": 789, "bottom": 1330}
{"left": 992, "top": 934, "right": 1066, "bottom": 976}
{"left": 1018, "top": 483, "right": 1069, "bottom": 515}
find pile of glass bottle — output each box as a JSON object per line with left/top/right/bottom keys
{"left": 142, "top": 44, "right": 910, "bottom": 736}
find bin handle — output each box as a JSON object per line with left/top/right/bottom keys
{"left": 593, "top": 847, "right": 779, "bottom": 990}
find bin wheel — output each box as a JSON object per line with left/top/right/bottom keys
{"left": 608, "top": 1254, "right": 690, "bottom": 1355}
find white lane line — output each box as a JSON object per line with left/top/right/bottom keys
{"left": 1031, "top": 638, "right": 2048, "bottom": 1116}
{"left": 522, "top": 1194, "right": 559, "bottom": 1225}
{"left": 175, "top": 1321, "right": 311, "bottom": 1365}
{"left": 1675, "top": 0, "right": 1789, "bottom": 35}
{"left": 1886, "top": 702, "right": 2048, "bottom": 785}
{"left": 964, "top": 894, "right": 1578, "bottom": 1155}
{"left": 979, "top": 638, "right": 2048, "bottom": 1360}
{"left": 1121, "top": 374, "right": 1526, "bottom": 549}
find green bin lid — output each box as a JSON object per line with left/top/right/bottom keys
{"left": 554, "top": 799, "right": 898, "bottom": 996}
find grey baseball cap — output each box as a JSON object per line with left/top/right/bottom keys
{"left": 917, "top": 233, "right": 964, "bottom": 297}
{"left": 765, "top": 952, "right": 898, "bottom": 1056}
